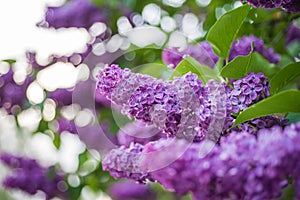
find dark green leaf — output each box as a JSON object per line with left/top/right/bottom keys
{"left": 67, "top": 185, "right": 83, "bottom": 200}
{"left": 169, "top": 56, "right": 222, "bottom": 84}
{"left": 234, "top": 90, "right": 300, "bottom": 126}
{"left": 2, "top": 59, "right": 16, "bottom": 64}
{"left": 277, "top": 184, "right": 294, "bottom": 200}
{"left": 286, "top": 113, "right": 300, "bottom": 125}
{"left": 270, "top": 62, "right": 300, "bottom": 94}
{"left": 220, "top": 52, "right": 279, "bottom": 79}
{"left": 207, "top": 4, "right": 250, "bottom": 58}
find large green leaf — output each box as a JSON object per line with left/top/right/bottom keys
{"left": 207, "top": 4, "right": 250, "bottom": 58}
{"left": 270, "top": 62, "right": 300, "bottom": 94}
{"left": 233, "top": 90, "right": 300, "bottom": 126}
{"left": 169, "top": 56, "right": 222, "bottom": 84}
{"left": 220, "top": 52, "right": 278, "bottom": 79}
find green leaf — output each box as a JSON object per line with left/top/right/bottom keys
{"left": 207, "top": 4, "right": 250, "bottom": 58}
{"left": 138, "top": 63, "right": 171, "bottom": 78}
{"left": 220, "top": 52, "right": 278, "bottom": 79}
{"left": 169, "top": 56, "right": 222, "bottom": 84}
{"left": 270, "top": 62, "right": 300, "bottom": 94}
{"left": 2, "top": 59, "right": 16, "bottom": 64}
{"left": 234, "top": 90, "right": 300, "bottom": 126}
{"left": 286, "top": 113, "right": 300, "bottom": 125}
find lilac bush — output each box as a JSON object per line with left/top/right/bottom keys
{"left": 1, "top": 0, "right": 300, "bottom": 199}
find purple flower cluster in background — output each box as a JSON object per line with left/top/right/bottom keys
{"left": 138, "top": 122, "right": 300, "bottom": 199}
{"left": 242, "top": 0, "right": 300, "bottom": 13}
{"left": 102, "top": 143, "right": 150, "bottom": 183}
{"left": 109, "top": 180, "right": 156, "bottom": 200}
{"left": 48, "top": 89, "right": 73, "bottom": 107}
{"left": 0, "top": 70, "right": 31, "bottom": 113}
{"left": 162, "top": 35, "right": 280, "bottom": 70}
{"left": 57, "top": 117, "right": 77, "bottom": 134}
{"left": 229, "top": 72, "right": 270, "bottom": 114}
{"left": 43, "top": 0, "right": 107, "bottom": 29}
{"left": 229, "top": 35, "right": 280, "bottom": 64}
{"left": 97, "top": 65, "right": 229, "bottom": 142}
{"left": 286, "top": 23, "right": 300, "bottom": 46}
{"left": 162, "top": 41, "right": 219, "bottom": 69}
{"left": 0, "top": 153, "right": 66, "bottom": 200}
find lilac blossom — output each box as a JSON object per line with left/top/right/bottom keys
{"left": 286, "top": 23, "right": 300, "bottom": 46}
{"left": 102, "top": 143, "right": 150, "bottom": 183}
{"left": 109, "top": 180, "right": 156, "bottom": 200}
{"left": 139, "top": 122, "right": 300, "bottom": 199}
{"left": 242, "top": 0, "right": 300, "bottom": 13}
{"left": 229, "top": 72, "right": 270, "bottom": 114}
{"left": 229, "top": 35, "right": 280, "bottom": 64}
{"left": 162, "top": 41, "right": 219, "bottom": 69}
{"left": 0, "top": 70, "right": 31, "bottom": 113}
{"left": 0, "top": 153, "right": 66, "bottom": 200}
{"left": 96, "top": 65, "right": 228, "bottom": 142}
{"left": 43, "top": 0, "right": 107, "bottom": 29}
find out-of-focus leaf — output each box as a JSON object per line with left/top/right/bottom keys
{"left": 53, "top": 132, "right": 61, "bottom": 149}
{"left": 220, "top": 52, "right": 278, "bottom": 79}
{"left": 138, "top": 63, "right": 171, "bottom": 79}
{"left": 2, "top": 59, "right": 16, "bottom": 64}
{"left": 234, "top": 90, "right": 300, "bottom": 126}
{"left": 277, "top": 184, "right": 294, "bottom": 200}
{"left": 67, "top": 185, "right": 83, "bottom": 200}
{"left": 270, "top": 62, "right": 300, "bottom": 94}
{"left": 207, "top": 4, "right": 250, "bottom": 58}
{"left": 170, "top": 56, "right": 222, "bottom": 84}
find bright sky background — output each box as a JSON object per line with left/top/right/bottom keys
{"left": 0, "top": 0, "right": 89, "bottom": 61}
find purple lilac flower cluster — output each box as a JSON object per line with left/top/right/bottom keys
{"left": 231, "top": 115, "right": 289, "bottom": 134}
{"left": 109, "top": 180, "right": 156, "bottom": 200}
{"left": 43, "top": 0, "right": 107, "bottom": 29}
{"left": 242, "top": 0, "right": 300, "bottom": 13}
{"left": 229, "top": 35, "right": 280, "bottom": 64}
{"left": 0, "top": 70, "right": 31, "bottom": 113}
{"left": 96, "top": 65, "right": 228, "bottom": 142}
{"left": 117, "top": 121, "right": 164, "bottom": 147}
{"left": 102, "top": 143, "right": 150, "bottom": 183}
{"left": 0, "top": 153, "right": 65, "bottom": 199}
{"left": 162, "top": 41, "right": 219, "bottom": 69}
{"left": 139, "top": 122, "right": 300, "bottom": 199}
{"left": 229, "top": 72, "right": 270, "bottom": 114}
